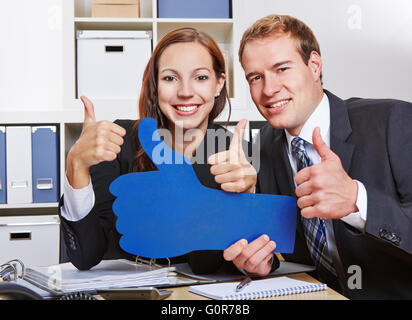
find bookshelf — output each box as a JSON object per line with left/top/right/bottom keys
{"left": 0, "top": 0, "right": 263, "bottom": 266}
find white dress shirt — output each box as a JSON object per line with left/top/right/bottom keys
{"left": 61, "top": 174, "right": 95, "bottom": 222}
{"left": 284, "top": 93, "right": 367, "bottom": 231}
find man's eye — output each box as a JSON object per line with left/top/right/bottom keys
{"left": 249, "top": 75, "right": 262, "bottom": 83}
{"left": 278, "top": 67, "right": 289, "bottom": 73}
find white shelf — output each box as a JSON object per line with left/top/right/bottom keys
{"left": 0, "top": 99, "right": 261, "bottom": 124}
{"left": 74, "top": 17, "right": 153, "bottom": 30}
{"left": 65, "top": 98, "right": 139, "bottom": 123}
{"left": 155, "top": 18, "right": 233, "bottom": 23}
{"left": 0, "top": 203, "right": 59, "bottom": 209}
{"left": 0, "top": 110, "right": 67, "bottom": 124}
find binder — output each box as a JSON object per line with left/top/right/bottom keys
{"left": 0, "top": 127, "right": 6, "bottom": 204}
{"left": 31, "top": 126, "right": 59, "bottom": 203}
{"left": 24, "top": 259, "right": 175, "bottom": 295}
{"left": 6, "top": 126, "right": 33, "bottom": 204}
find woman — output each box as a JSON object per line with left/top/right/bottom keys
{"left": 60, "top": 28, "right": 257, "bottom": 273}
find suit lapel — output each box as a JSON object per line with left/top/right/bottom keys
{"left": 325, "top": 90, "right": 354, "bottom": 172}
{"left": 270, "top": 130, "right": 307, "bottom": 239}
{"left": 271, "top": 130, "right": 295, "bottom": 197}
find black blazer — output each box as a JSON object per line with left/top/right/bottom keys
{"left": 257, "top": 90, "right": 412, "bottom": 299}
{"left": 59, "top": 119, "right": 240, "bottom": 274}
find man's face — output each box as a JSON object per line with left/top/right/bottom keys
{"left": 241, "top": 34, "right": 323, "bottom": 136}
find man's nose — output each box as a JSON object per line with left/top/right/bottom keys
{"left": 262, "top": 73, "right": 282, "bottom": 97}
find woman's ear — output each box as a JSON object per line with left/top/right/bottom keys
{"left": 215, "top": 73, "right": 226, "bottom": 97}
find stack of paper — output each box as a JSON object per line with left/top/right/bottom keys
{"left": 23, "top": 259, "right": 176, "bottom": 294}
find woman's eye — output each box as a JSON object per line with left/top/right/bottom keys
{"left": 163, "top": 76, "right": 176, "bottom": 81}
{"left": 196, "top": 75, "right": 209, "bottom": 81}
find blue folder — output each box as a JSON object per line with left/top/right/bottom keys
{"left": 0, "top": 127, "right": 6, "bottom": 204}
{"left": 157, "top": 0, "right": 231, "bottom": 18}
{"left": 31, "top": 126, "right": 60, "bottom": 203}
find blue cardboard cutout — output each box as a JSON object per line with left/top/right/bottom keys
{"left": 110, "top": 118, "right": 297, "bottom": 258}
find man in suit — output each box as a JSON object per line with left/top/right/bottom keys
{"left": 223, "top": 14, "right": 412, "bottom": 299}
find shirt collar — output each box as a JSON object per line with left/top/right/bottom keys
{"left": 285, "top": 93, "right": 330, "bottom": 154}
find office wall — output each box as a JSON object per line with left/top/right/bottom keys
{"left": 236, "top": 0, "right": 412, "bottom": 103}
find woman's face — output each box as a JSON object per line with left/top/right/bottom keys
{"left": 157, "top": 42, "right": 225, "bottom": 133}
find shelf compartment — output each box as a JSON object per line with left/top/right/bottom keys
{"left": 74, "top": 17, "right": 153, "bottom": 30}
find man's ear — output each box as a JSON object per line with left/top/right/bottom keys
{"left": 308, "top": 50, "right": 322, "bottom": 82}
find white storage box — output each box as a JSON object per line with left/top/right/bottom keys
{"left": 77, "top": 30, "right": 152, "bottom": 100}
{"left": 0, "top": 215, "right": 60, "bottom": 267}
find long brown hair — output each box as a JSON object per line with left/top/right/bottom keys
{"left": 131, "top": 27, "right": 231, "bottom": 172}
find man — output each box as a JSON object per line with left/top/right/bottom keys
{"left": 224, "top": 14, "right": 412, "bottom": 299}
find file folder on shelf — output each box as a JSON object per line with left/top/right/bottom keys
{"left": 32, "top": 126, "right": 60, "bottom": 203}
{"left": 0, "top": 127, "right": 6, "bottom": 204}
{"left": 6, "top": 126, "right": 33, "bottom": 204}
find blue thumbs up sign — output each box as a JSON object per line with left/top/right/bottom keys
{"left": 110, "top": 118, "right": 296, "bottom": 259}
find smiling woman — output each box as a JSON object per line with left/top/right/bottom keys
{"left": 157, "top": 42, "right": 225, "bottom": 148}
{"left": 133, "top": 27, "right": 229, "bottom": 172}
{"left": 60, "top": 28, "right": 260, "bottom": 274}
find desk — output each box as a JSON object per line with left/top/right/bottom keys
{"left": 166, "top": 273, "right": 347, "bottom": 300}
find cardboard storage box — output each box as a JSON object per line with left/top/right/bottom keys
{"left": 157, "top": 0, "right": 231, "bottom": 18}
{"left": 77, "top": 30, "right": 152, "bottom": 100}
{"left": 0, "top": 215, "right": 60, "bottom": 266}
{"left": 92, "top": 0, "right": 140, "bottom": 18}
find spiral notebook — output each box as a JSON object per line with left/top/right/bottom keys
{"left": 189, "top": 276, "right": 327, "bottom": 300}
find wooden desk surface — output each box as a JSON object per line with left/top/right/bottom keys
{"left": 166, "top": 273, "right": 347, "bottom": 300}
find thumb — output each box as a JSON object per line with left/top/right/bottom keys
{"left": 312, "top": 127, "right": 336, "bottom": 162}
{"left": 80, "top": 96, "right": 96, "bottom": 126}
{"left": 229, "top": 119, "right": 247, "bottom": 158}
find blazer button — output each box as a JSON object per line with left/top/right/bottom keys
{"left": 379, "top": 228, "right": 401, "bottom": 246}
{"left": 379, "top": 228, "right": 387, "bottom": 239}
{"left": 69, "top": 239, "right": 77, "bottom": 250}
{"left": 388, "top": 232, "right": 401, "bottom": 246}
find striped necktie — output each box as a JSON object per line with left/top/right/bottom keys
{"left": 291, "top": 137, "right": 336, "bottom": 276}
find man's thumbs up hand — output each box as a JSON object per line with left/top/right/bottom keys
{"left": 294, "top": 127, "right": 358, "bottom": 219}
{"left": 66, "top": 96, "right": 126, "bottom": 189}
{"left": 208, "top": 119, "right": 257, "bottom": 193}
{"left": 312, "top": 127, "right": 338, "bottom": 162}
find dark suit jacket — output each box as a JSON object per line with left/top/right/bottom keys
{"left": 257, "top": 90, "right": 412, "bottom": 299}
{"left": 59, "top": 119, "right": 240, "bottom": 274}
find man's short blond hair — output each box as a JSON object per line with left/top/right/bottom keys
{"left": 239, "top": 14, "right": 322, "bottom": 71}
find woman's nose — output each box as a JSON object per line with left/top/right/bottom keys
{"left": 177, "top": 80, "right": 194, "bottom": 98}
